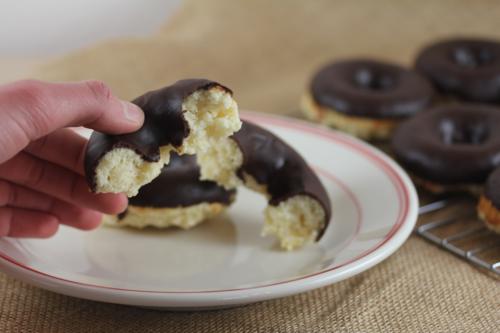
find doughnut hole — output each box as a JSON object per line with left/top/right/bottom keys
{"left": 439, "top": 119, "right": 489, "bottom": 145}
{"left": 103, "top": 202, "right": 229, "bottom": 230}
{"left": 94, "top": 146, "right": 172, "bottom": 197}
{"left": 452, "top": 47, "right": 495, "bottom": 68}
{"left": 263, "top": 195, "right": 326, "bottom": 251}
{"left": 181, "top": 87, "right": 241, "bottom": 155}
{"left": 353, "top": 68, "right": 397, "bottom": 91}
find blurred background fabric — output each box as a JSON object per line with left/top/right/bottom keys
{"left": 34, "top": 0, "right": 500, "bottom": 114}
{"left": 1, "top": 0, "right": 499, "bottom": 332}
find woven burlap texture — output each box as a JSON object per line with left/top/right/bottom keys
{"left": 1, "top": 0, "right": 500, "bottom": 332}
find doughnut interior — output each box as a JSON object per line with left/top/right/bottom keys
{"left": 92, "top": 85, "right": 240, "bottom": 197}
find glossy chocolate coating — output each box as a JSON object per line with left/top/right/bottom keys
{"left": 231, "top": 121, "right": 331, "bottom": 237}
{"left": 485, "top": 167, "right": 500, "bottom": 209}
{"left": 415, "top": 38, "right": 500, "bottom": 103}
{"left": 310, "top": 59, "right": 434, "bottom": 118}
{"left": 129, "top": 153, "right": 235, "bottom": 208}
{"left": 392, "top": 104, "right": 500, "bottom": 184}
{"left": 84, "top": 79, "right": 232, "bottom": 190}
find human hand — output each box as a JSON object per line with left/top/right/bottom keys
{"left": 0, "top": 80, "right": 144, "bottom": 238}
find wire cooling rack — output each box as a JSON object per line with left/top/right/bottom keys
{"left": 371, "top": 142, "right": 500, "bottom": 276}
{"left": 417, "top": 192, "right": 500, "bottom": 276}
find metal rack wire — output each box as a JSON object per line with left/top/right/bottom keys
{"left": 417, "top": 194, "right": 500, "bottom": 276}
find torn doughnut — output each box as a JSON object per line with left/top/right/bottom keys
{"left": 197, "top": 121, "right": 332, "bottom": 250}
{"left": 84, "top": 79, "right": 241, "bottom": 197}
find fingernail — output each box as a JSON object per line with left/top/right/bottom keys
{"left": 122, "top": 101, "right": 144, "bottom": 124}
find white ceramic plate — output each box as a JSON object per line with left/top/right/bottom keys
{"left": 0, "top": 112, "right": 418, "bottom": 310}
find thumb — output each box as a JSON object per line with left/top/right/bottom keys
{"left": 2, "top": 80, "right": 144, "bottom": 135}
{"left": 0, "top": 80, "right": 144, "bottom": 162}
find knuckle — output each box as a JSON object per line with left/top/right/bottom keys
{"left": 25, "top": 158, "right": 46, "bottom": 188}
{"left": 7, "top": 184, "right": 17, "bottom": 206}
{"left": 68, "top": 173, "right": 81, "bottom": 201}
{"left": 0, "top": 181, "right": 21, "bottom": 208}
{"left": 84, "top": 80, "right": 113, "bottom": 104}
{"left": 27, "top": 135, "right": 49, "bottom": 154}
{"left": 74, "top": 145, "right": 86, "bottom": 174}
{"left": 0, "top": 180, "right": 11, "bottom": 206}
{"left": 13, "top": 80, "right": 48, "bottom": 108}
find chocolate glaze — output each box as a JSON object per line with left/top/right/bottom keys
{"left": 485, "top": 167, "right": 500, "bottom": 209}
{"left": 128, "top": 153, "right": 235, "bottom": 208}
{"left": 392, "top": 104, "right": 500, "bottom": 184}
{"left": 415, "top": 38, "right": 500, "bottom": 103}
{"left": 310, "top": 59, "right": 434, "bottom": 118}
{"left": 84, "top": 79, "right": 232, "bottom": 190}
{"left": 230, "top": 121, "right": 331, "bottom": 239}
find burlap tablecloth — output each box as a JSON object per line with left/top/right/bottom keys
{"left": 1, "top": 1, "right": 499, "bottom": 332}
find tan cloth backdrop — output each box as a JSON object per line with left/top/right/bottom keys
{"left": 1, "top": 1, "right": 499, "bottom": 332}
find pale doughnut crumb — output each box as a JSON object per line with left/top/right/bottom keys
{"left": 94, "top": 146, "right": 172, "bottom": 197}
{"left": 263, "top": 195, "right": 325, "bottom": 251}
{"left": 181, "top": 87, "right": 241, "bottom": 154}
{"left": 93, "top": 86, "right": 240, "bottom": 197}
{"left": 241, "top": 172, "right": 269, "bottom": 198}
{"left": 103, "top": 202, "right": 228, "bottom": 230}
{"left": 301, "top": 93, "right": 398, "bottom": 140}
{"left": 197, "top": 137, "right": 243, "bottom": 189}
{"left": 197, "top": 139, "right": 268, "bottom": 196}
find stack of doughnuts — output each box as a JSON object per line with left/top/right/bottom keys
{"left": 85, "top": 79, "right": 332, "bottom": 250}
{"left": 411, "top": 38, "right": 500, "bottom": 234}
{"left": 304, "top": 37, "right": 500, "bottom": 234}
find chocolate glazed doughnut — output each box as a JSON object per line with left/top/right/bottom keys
{"left": 197, "top": 121, "right": 331, "bottom": 250}
{"left": 302, "top": 59, "right": 434, "bottom": 140}
{"left": 105, "top": 153, "right": 236, "bottom": 230}
{"left": 392, "top": 104, "right": 500, "bottom": 193}
{"left": 84, "top": 79, "right": 241, "bottom": 197}
{"left": 478, "top": 168, "right": 500, "bottom": 234}
{"left": 415, "top": 38, "right": 500, "bottom": 103}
